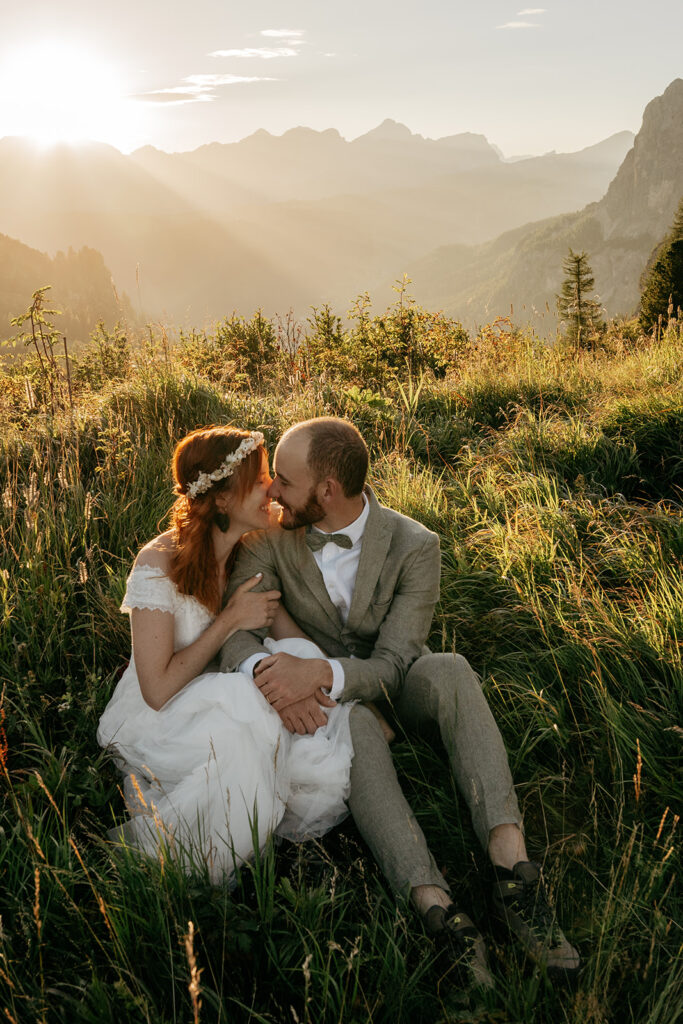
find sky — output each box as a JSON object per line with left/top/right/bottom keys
{"left": 0, "top": 0, "right": 680, "bottom": 156}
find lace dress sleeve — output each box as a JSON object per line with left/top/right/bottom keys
{"left": 121, "top": 563, "right": 178, "bottom": 615}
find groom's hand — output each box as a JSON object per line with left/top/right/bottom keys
{"left": 254, "top": 653, "right": 333, "bottom": 710}
{"left": 279, "top": 692, "right": 336, "bottom": 735}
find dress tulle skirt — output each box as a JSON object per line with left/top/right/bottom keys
{"left": 97, "top": 638, "right": 354, "bottom": 884}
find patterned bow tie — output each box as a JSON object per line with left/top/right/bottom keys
{"left": 305, "top": 529, "right": 353, "bottom": 552}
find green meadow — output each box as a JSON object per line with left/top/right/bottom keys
{"left": 0, "top": 299, "right": 681, "bottom": 1023}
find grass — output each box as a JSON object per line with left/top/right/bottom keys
{"left": 0, "top": 311, "right": 681, "bottom": 1023}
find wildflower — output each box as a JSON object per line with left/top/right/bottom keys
{"left": 25, "top": 472, "right": 39, "bottom": 508}
{"left": 184, "top": 921, "right": 203, "bottom": 1024}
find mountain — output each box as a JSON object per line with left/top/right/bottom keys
{"left": 0, "top": 137, "right": 281, "bottom": 321}
{"left": 404, "top": 81, "right": 683, "bottom": 326}
{"left": 130, "top": 121, "right": 503, "bottom": 210}
{"left": 213, "top": 129, "right": 636, "bottom": 316}
{"left": 0, "top": 232, "right": 132, "bottom": 346}
{"left": 0, "top": 119, "right": 635, "bottom": 323}
{"left": 128, "top": 122, "right": 632, "bottom": 226}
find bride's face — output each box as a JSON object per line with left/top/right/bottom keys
{"left": 224, "top": 450, "right": 275, "bottom": 533}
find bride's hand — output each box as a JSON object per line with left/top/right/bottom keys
{"left": 223, "top": 574, "right": 281, "bottom": 632}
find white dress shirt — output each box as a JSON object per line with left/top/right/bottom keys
{"left": 240, "top": 494, "right": 369, "bottom": 700}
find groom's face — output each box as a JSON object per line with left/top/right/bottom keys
{"left": 269, "top": 433, "right": 324, "bottom": 530}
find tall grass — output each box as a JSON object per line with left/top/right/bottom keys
{"left": 0, "top": 312, "right": 681, "bottom": 1022}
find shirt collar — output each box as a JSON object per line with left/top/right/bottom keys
{"left": 312, "top": 492, "right": 369, "bottom": 547}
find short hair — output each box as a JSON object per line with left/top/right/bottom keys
{"left": 287, "top": 418, "right": 368, "bottom": 497}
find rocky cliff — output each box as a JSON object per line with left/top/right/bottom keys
{"left": 407, "top": 79, "right": 683, "bottom": 327}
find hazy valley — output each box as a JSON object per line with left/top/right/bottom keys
{"left": 1, "top": 80, "right": 682, "bottom": 337}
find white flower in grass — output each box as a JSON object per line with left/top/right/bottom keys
{"left": 24, "top": 472, "right": 39, "bottom": 509}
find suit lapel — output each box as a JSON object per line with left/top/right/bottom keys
{"left": 288, "top": 529, "right": 343, "bottom": 630}
{"left": 346, "top": 488, "right": 392, "bottom": 631}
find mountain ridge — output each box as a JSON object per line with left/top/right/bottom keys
{"left": 402, "top": 79, "right": 683, "bottom": 326}
{"left": 0, "top": 102, "right": 659, "bottom": 326}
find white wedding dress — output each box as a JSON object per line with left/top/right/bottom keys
{"left": 97, "top": 563, "right": 354, "bottom": 884}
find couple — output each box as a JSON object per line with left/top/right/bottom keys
{"left": 98, "top": 416, "right": 580, "bottom": 990}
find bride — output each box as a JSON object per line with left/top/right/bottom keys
{"left": 97, "top": 426, "right": 354, "bottom": 884}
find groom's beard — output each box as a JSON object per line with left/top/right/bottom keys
{"left": 278, "top": 488, "right": 325, "bottom": 530}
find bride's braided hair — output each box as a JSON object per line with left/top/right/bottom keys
{"left": 169, "top": 426, "right": 264, "bottom": 613}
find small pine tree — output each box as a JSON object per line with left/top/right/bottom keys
{"left": 556, "top": 249, "right": 604, "bottom": 348}
{"left": 639, "top": 197, "right": 683, "bottom": 333}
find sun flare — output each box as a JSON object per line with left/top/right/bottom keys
{"left": 0, "top": 39, "right": 137, "bottom": 149}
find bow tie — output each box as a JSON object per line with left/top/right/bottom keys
{"left": 305, "top": 529, "right": 353, "bottom": 552}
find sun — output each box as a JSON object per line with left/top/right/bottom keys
{"left": 0, "top": 39, "right": 137, "bottom": 150}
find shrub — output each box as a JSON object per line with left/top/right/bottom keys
{"left": 302, "top": 291, "right": 470, "bottom": 387}
{"left": 72, "top": 321, "right": 132, "bottom": 390}
{"left": 178, "top": 310, "right": 281, "bottom": 386}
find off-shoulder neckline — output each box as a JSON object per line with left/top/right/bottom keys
{"left": 130, "top": 561, "right": 172, "bottom": 578}
{"left": 127, "top": 563, "right": 214, "bottom": 619}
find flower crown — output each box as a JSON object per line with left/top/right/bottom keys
{"left": 186, "top": 431, "right": 264, "bottom": 500}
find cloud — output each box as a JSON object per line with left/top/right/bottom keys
{"left": 261, "top": 29, "right": 305, "bottom": 38}
{"left": 496, "top": 20, "right": 540, "bottom": 28}
{"left": 135, "top": 73, "right": 275, "bottom": 105}
{"left": 185, "top": 73, "right": 273, "bottom": 89}
{"left": 209, "top": 47, "right": 298, "bottom": 59}
{"left": 133, "top": 89, "right": 213, "bottom": 105}
{"left": 517, "top": 7, "right": 546, "bottom": 12}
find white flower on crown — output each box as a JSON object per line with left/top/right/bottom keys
{"left": 186, "top": 431, "right": 265, "bottom": 500}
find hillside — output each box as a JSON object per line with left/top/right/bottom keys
{"left": 1, "top": 312, "right": 681, "bottom": 1023}
{"left": 0, "top": 232, "right": 132, "bottom": 344}
{"left": 405, "top": 79, "right": 683, "bottom": 327}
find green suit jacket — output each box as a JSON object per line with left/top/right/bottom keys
{"left": 219, "top": 488, "right": 441, "bottom": 702}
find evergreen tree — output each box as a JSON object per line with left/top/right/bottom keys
{"left": 556, "top": 249, "right": 604, "bottom": 348}
{"left": 639, "top": 197, "right": 683, "bottom": 333}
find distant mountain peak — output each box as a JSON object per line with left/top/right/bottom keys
{"left": 433, "top": 132, "right": 499, "bottom": 159}
{"left": 354, "top": 119, "right": 417, "bottom": 143}
{"left": 281, "top": 125, "right": 344, "bottom": 142}
{"left": 236, "top": 128, "right": 276, "bottom": 146}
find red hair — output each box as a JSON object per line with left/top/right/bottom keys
{"left": 168, "top": 426, "right": 264, "bottom": 613}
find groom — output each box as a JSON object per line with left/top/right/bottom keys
{"left": 219, "top": 417, "right": 580, "bottom": 987}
